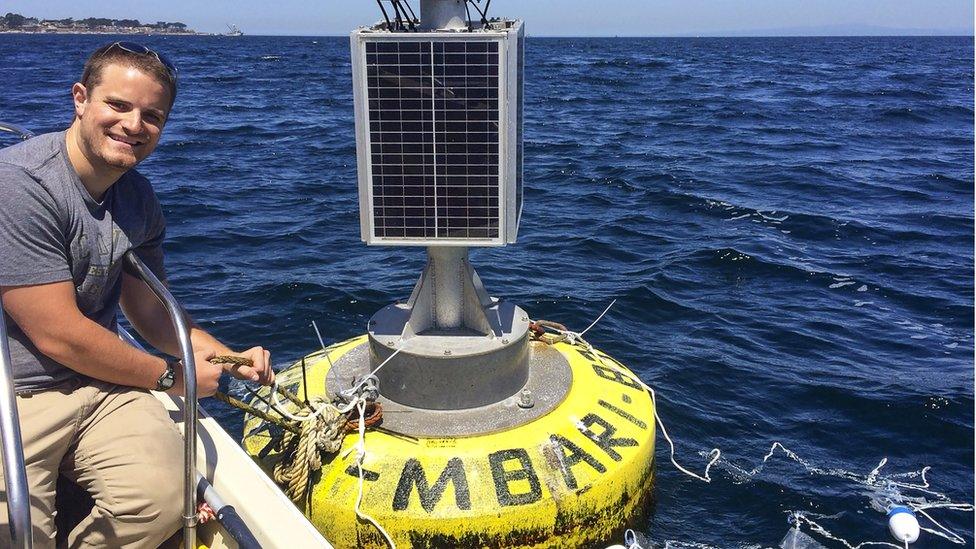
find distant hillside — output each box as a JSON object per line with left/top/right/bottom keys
{"left": 0, "top": 12, "right": 198, "bottom": 34}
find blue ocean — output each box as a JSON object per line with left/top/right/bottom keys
{"left": 0, "top": 34, "right": 972, "bottom": 547}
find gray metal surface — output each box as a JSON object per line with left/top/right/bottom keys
{"left": 404, "top": 247, "right": 495, "bottom": 334}
{"left": 429, "top": 246, "right": 465, "bottom": 328}
{"left": 122, "top": 253, "right": 198, "bottom": 549}
{"left": 419, "top": 0, "right": 467, "bottom": 30}
{"left": 326, "top": 340, "right": 572, "bottom": 437}
{"left": 368, "top": 287, "right": 530, "bottom": 410}
{"left": 0, "top": 294, "right": 32, "bottom": 548}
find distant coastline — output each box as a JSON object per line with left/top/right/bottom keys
{"left": 0, "top": 12, "right": 205, "bottom": 35}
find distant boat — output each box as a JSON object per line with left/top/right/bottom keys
{"left": 225, "top": 24, "right": 243, "bottom": 36}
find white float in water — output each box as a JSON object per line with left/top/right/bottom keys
{"left": 887, "top": 505, "right": 920, "bottom": 544}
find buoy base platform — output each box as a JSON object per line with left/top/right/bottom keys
{"left": 242, "top": 335, "right": 656, "bottom": 548}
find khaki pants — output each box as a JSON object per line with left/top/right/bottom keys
{"left": 0, "top": 379, "right": 184, "bottom": 548}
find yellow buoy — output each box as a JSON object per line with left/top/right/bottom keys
{"left": 242, "top": 335, "right": 655, "bottom": 548}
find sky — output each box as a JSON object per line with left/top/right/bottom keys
{"left": 4, "top": 0, "right": 973, "bottom": 36}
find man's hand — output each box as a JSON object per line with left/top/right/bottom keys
{"left": 166, "top": 349, "right": 223, "bottom": 398}
{"left": 222, "top": 346, "right": 274, "bottom": 385}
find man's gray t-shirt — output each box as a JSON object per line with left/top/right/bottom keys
{"left": 0, "top": 131, "right": 167, "bottom": 391}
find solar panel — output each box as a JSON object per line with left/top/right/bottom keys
{"left": 352, "top": 22, "right": 523, "bottom": 246}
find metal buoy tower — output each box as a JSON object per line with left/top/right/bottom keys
{"left": 244, "top": 2, "right": 657, "bottom": 546}
{"left": 350, "top": 0, "right": 541, "bottom": 429}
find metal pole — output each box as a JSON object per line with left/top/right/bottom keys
{"left": 0, "top": 296, "right": 32, "bottom": 549}
{"left": 428, "top": 246, "right": 467, "bottom": 328}
{"left": 122, "top": 253, "right": 197, "bottom": 549}
{"left": 419, "top": 0, "right": 468, "bottom": 30}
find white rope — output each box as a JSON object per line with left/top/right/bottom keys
{"left": 915, "top": 506, "right": 970, "bottom": 544}
{"left": 549, "top": 302, "right": 973, "bottom": 547}
{"left": 304, "top": 323, "right": 402, "bottom": 547}
{"left": 312, "top": 320, "right": 338, "bottom": 373}
{"left": 579, "top": 299, "right": 617, "bottom": 336}
{"left": 541, "top": 300, "right": 722, "bottom": 484}
{"left": 269, "top": 346, "right": 405, "bottom": 420}
{"left": 353, "top": 398, "right": 396, "bottom": 548}
{"left": 269, "top": 388, "right": 339, "bottom": 422}
{"left": 336, "top": 346, "right": 404, "bottom": 412}
{"left": 792, "top": 512, "right": 903, "bottom": 549}
{"left": 643, "top": 381, "right": 720, "bottom": 483}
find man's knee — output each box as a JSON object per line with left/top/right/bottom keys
{"left": 69, "top": 456, "right": 184, "bottom": 547}
{"left": 126, "top": 426, "right": 184, "bottom": 526}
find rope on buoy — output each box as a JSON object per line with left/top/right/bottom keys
{"left": 212, "top": 390, "right": 300, "bottom": 434}
{"left": 208, "top": 355, "right": 387, "bottom": 507}
{"left": 273, "top": 397, "right": 348, "bottom": 503}
{"left": 530, "top": 302, "right": 722, "bottom": 483}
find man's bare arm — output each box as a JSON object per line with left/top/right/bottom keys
{"left": 120, "top": 271, "right": 274, "bottom": 385}
{"left": 1, "top": 280, "right": 223, "bottom": 395}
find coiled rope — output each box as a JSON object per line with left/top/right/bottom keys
{"left": 209, "top": 355, "right": 384, "bottom": 506}
{"left": 212, "top": 347, "right": 401, "bottom": 548}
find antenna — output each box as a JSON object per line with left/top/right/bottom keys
{"left": 351, "top": 0, "right": 526, "bottom": 410}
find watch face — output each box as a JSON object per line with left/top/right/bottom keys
{"left": 157, "top": 362, "right": 176, "bottom": 390}
{"left": 158, "top": 374, "right": 175, "bottom": 390}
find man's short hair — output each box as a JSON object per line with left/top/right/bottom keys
{"left": 80, "top": 43, "right": 178, "bottom": 110}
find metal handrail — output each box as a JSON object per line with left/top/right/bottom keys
{"left": 118, "top": 326, "right": 262, "bottom": 549}
{"left": 122, "top": 252, "right": 198, "bottom": 549}
{"left": 0, "top": 123, "right": 34, "bottom": 141}
{"left": 0, "top": 295, "right": 32, "bottom": 548}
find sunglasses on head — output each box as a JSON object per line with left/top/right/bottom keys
{"left": 106, "top": 41, "right": 178, "bottom": 81}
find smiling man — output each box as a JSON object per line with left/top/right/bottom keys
{"left": 0, "top": 43, "right": 274, "bottom": 547}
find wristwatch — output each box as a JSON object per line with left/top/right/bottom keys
{"left": 155, "top": 357, "right": 180, "bottom": 391}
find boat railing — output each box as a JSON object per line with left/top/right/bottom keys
{"left": 0, "top": 123, "right": 34, "bottom": 141}
{"left": 122, "top": 252, "right": 199, "bottom": 549}
{"left": 0, "top": 294, "right": 33, "bottom": 548}
{"left": 117, "top": 326, "right": 263, "bottom": 549}
{"left": 0, "top": 121, "right": 41, "bottom": 548}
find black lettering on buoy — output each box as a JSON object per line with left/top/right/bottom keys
{"left": 591, "top": 362, "right": 643, "bottom": 390}
{"left": 598, "top": 399, "right": 647, "bottom": 429}
{"left": 578, "top": 349, "right": 597, "bottom": 362}
{"left": 489, "top": 449, "right": 542, "bottom": 506}
{"left": 344, "top": 464, "right": 380, "bottom": 481}
{"left": 578, "top": 413, "right": 638, "bottom": 461}
{"left": 393, "top": 458, "right": 471, "bottom": 513}
{"left": 547, "top": 434, "right": 606, "bottom": 490}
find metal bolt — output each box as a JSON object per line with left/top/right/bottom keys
{"left": 521, "top": 316, "right": 529, "bottom": 322}
{"left": 387, "top": 340, "right": 396, "bottom": 347}
{"left": 444, "top": 349, "right": 452, "bottom": 356}
{"left": 517, "top": 389, "right": 534, "bottom": 409}
{"left": 501, "top": 338, "right": 509, "bottom": 344}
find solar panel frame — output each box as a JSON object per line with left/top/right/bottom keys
{"left": 351, "top": 22, "right": 524, "bottom": 247}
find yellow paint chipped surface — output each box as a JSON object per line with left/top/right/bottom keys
{"left": 243, "top": 336, "right": 655, "bottom": 548}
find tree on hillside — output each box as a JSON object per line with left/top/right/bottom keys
{"left": 3, "top": 13, "right": 36, "bottom": 28}
{"left": 79, "top": 17, "right": 113, "bottom": 28}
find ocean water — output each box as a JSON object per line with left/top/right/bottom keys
{"left": 0, "top": 34, "right": 972, "bottom": 547}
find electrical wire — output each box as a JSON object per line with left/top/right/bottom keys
{"left": 463, "top": 0, "right": 473, "bottom": 31}
{"left": 467, "top": 0, "right": 489, "bottom": 28}
{"left": 375, "top": 0, "right": 392, "bottom": 30}
{"left": 400, "top": 0, "right": 418, "bottom": 28}
{"left": 392, "top": 0, "right": 416, "bottom": 31}
{"left": 390, "top": 0, "right": 405, "bottom": 31}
